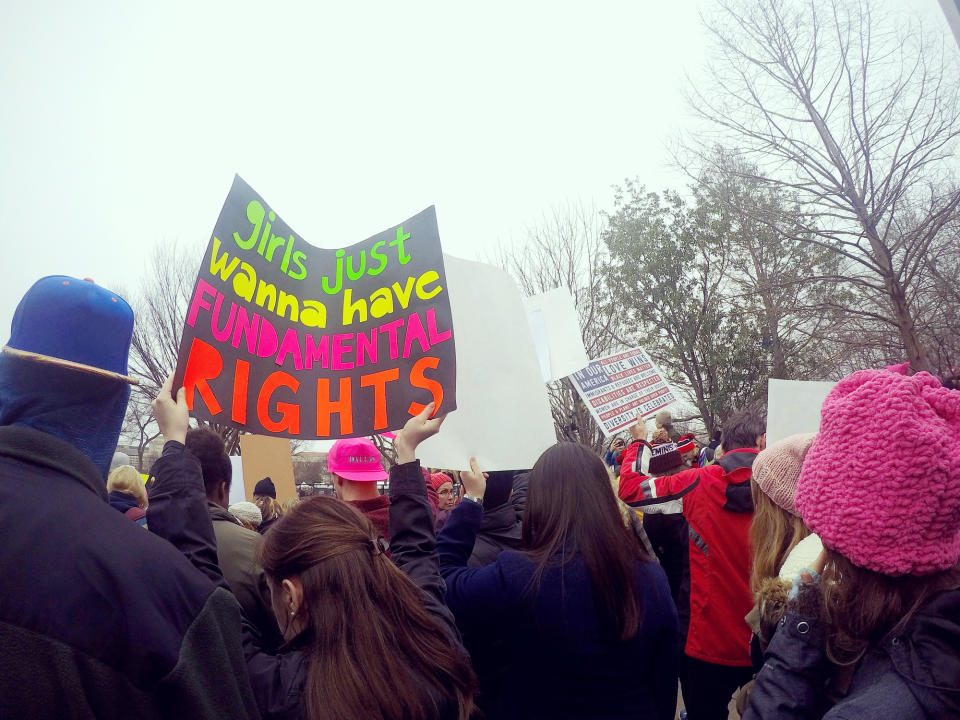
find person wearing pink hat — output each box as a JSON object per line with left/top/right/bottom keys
{"left": 327, "top": 437, "right": 439, "bottom": 542}
{"left": 428, "top": 472, "right": 456, "bottom": 531}
{"left": 327, "top": 437, "right": 391, "bottom": 540}
{"left": 744, "top": 367, "right": 960, "bottom": 719}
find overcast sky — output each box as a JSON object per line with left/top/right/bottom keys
{"left": 1, "top": 1, "right": 952, "bottom": 340}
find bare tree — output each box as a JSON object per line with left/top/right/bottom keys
{"left": 691, "top": 0, "right": 960, "bottom": 373}
{"left": 120, "top": 390, "right": 161, "bottom": 471}
{"left": 697, "top": 151, "right": 851, "bottom": 380}
{"left": 124, "top": 241, "right": 244, "bottom": 454}
{"left": 492, "top": 201, "right": 624, "bottom": 452}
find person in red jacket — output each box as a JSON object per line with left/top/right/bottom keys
{"left": 619, "top": 406, "right": 766, "bottom": 720}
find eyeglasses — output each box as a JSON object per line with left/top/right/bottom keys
{"left": 438, "top": 488, "right": 454, "bottom": 496}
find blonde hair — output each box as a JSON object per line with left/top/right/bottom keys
{"left": 255, "top": 495, "right": 284, "bottom": 523}
{"left": 107, "top": 465, "right": 148, "bottom": 509}
{"left": 749, "top": 479, "right": 809, "bottom": 595}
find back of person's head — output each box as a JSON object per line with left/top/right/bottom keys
{"left": 654, "top": 409, "right": 672, "bottom": 429}
{"left": 0, "top": 276, "right": 136, "bottom": 476}
{"left": 749, "top": 433, "right": 816, "bottom": 594}
{"left": 260, "top": 496, "right": 476, "bottom": 720}
{"left": 107, "top": 465, "right": 147, "bottom": 509}
{"left": 650, "top": 428, "right": 671, "bottom": 445}
{"left": 522, "top": 442, "right": 650, "bottom": 641}
{"left": 795, "top": 367, "right": 960, "bottom": 657}
{"left": 229, "top": 501, "right": 262, "bottom": 529}
{"left": 721, "top": 403, "right": 767, "bottom": 451}
{"left": 483, "top": 470, "right": 515, "bottom": 510}
{"left": 253, "top": 476, "right": 277, "bottom": 499}
{"left": 185, "top": 428, "right": 231, "bottom": 502}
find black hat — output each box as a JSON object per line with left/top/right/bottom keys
{"left": 254, "top": 476, "right": 276, "bottom": 499}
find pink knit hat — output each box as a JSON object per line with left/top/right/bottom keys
{"left": 795, "top": 368, "right": 960, "bottom": 576}
{"left": 752, "top": 433, "right": 816, "bottom": 516}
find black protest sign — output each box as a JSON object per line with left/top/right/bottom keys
{"left": 172, "top": 175, "right": 456, "bottom": 438}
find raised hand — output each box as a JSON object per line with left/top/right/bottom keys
{"left": 394, "top": 402, "right": 445, "bottom": 464}
{"left": 460, "top": 457, "right": 487, "bottom": 501}
{"left": 152, "top": 374, "right": 190, "bottom": 445}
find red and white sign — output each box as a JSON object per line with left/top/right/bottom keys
{"left": 570, "top": 347, "right": 678, "bottom": 436}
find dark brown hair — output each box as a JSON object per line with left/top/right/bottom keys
{"left": 721, "top": 402, "right": 767, "bottom": 451}
{"left": 819, "top": 551, "right": 960, "bottom": 664}
{"left": 260, "top": 496, "right": 476, "bottom": 720}
{"left": 185, "top": 428, "right": 232, "bottom": 498}
{"left": 522, "top": 442, "right": 651, "bottom": 642}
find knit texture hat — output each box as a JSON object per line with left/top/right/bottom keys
{"left": 229, "top": 501, "right": 262, "bottom": 528}
{"left": 253, "top": 476, "right": 276, "bottom": 498}
{"left": 795, "top": 368, "right": 960, "bottom": 576}
{"left": 428, "top": 473, "right": 452, "bottom": 492}
{"left": 752, "top": 433, "right": 815, "bottom": 516}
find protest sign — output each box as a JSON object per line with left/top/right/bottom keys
{"left": 239, "top": 434, "right": 297, "bottom": 505}
{"left": 570, "top": 347, "right": 677, "bottom": 437}
{"left": 766, "top": 378, "right": 836, "bottom": 445}
{"left": 173, "top": 176, "right": 456, "bottom": 439}
{"left": 522, "top": 287, "right": 589, "bottom": 383}
{"left": 416, "top": 255, "right": 558, "bottom": 471}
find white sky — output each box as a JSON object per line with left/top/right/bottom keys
{"left": 1, "top": 0, "right": 952, "bottom": 341}
{"left": 0, "top": 0, "right": 712, "bottom": 335}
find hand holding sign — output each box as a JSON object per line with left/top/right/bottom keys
{"left": 629, "top": 412, "right": 646, "bottom": 441}
{"left": 153, "top": 373, "right": 190, "bottom": 445}
{"left": 460, "top": 457, "right": 487, "bottom": 501}
{"left": 394, "top": 402, "right": 445, "bottom": 464}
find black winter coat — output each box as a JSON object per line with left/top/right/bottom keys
{"left": 744, "top": 589, "right": 960, "bottom": 719}
{"left": 0, "top": 426, "right": 259, "bottom": 720}
{"left": 148, "top": 443, "right": 466, "bottom": 720}
{"left": 467, "top": 500, "right": 523, "bottom": 568}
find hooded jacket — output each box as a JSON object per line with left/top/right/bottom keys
{"left": 208, "top": 503, "right": 284, "bottom": 653}
{"left": 619, "top": 441, "right": 757, "bottom": 667}
{"left": 0, "top": 425, "right": 259, "bottom": 719}
{"left": 743, "top": 589, "right": 960, "bottom": 719}
{"left": 467, "top": 500, "right": 523, "bottom": 568}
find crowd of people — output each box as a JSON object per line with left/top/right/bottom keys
{"left": 0, "top": 274, "right": 958, "bottom": 720}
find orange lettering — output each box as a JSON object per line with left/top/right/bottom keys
{"left": 257, "top": 371, "right": 300, "bottom": 434}
{"left": 408, "top": 356, "right": 443, "bottom": 416}
{"left": 316, "top": 377, "right": 353, "bottom": 436}
{"left": 182, "top": 338, "right": 223, "bottom": 415}
{"left": 360, "top": 368, "right": 400, "bottom": 430}
{"left": 232, "top": 359, "right": 250, "bottom": 424}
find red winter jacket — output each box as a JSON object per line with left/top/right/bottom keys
{"left": 619, "top": 442, "right": 757, "bottom": 667}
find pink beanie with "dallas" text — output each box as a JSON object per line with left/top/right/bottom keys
{"left": 796, "top": 367, "right": 960, "bottom": 576}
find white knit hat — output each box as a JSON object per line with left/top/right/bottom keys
{"left": 229, "top": 501, "right": 262, "bottom": 528}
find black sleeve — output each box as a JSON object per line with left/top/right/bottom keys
{"left": 742, "top": 611, "right": 830, "bottom": 720}
{"left": 388, "top": 460, "right": 465, "bottom": 650}
{"left": 147, "top": 441, "right": 227, "bottom": 589}
{"left": 156, "top": 587, "right": 261, "bottom": 720}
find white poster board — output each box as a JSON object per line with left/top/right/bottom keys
{"left": 570, "top": 347, "right": 678, "bottom": 437}
{"left": 766, "top": 379, "right": 836, "bottom": 445}
{"left": 522, "top": 287, "right": 590, "bottom": 382}
{"left": 228, "top": 455, "right": 246, "bottom": 505}
{"left": 416, "top": 255, "right": 557, "bottom": 471}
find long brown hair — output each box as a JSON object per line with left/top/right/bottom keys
{"left": 260, "top": 496, "right": 476, "bottom": 720}
{"left": 522, "top": 442, "right": 651, "bottom": 642}
{"left": 820, "top": 551, "right": 960, "bottom": 664}
{"left": 749, "top": 479, "right": 810, "bottom": 595}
